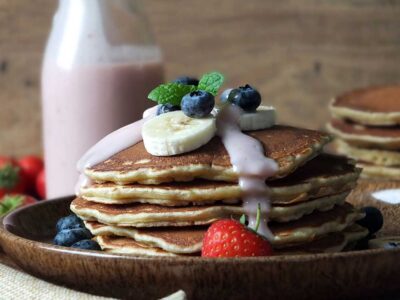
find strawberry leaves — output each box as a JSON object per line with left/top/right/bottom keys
{"left": 0, "top": 164, "right": 20, "bottom": 189}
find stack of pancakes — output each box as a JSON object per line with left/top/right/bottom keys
{"left": 327, "top": 85, "right": 400, "bottom": 179}
{"left": 71, "top": 126, "right": 368, "bottom": 256}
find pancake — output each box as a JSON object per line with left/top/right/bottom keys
{"left": 334, "top": 140, "right": 400, "bottom": 167}
{"left": 86, "top": 221, "right": 204, "bottom": 254}
{"left": 327, "top": 119, "right": 400, "bottom": 150}
{"left": 81, "top": 154, "right": 360, "bottom": 206}
{"left": 72, "top": 198, "right": 243, "bottom": 227}
{"left": 87, "top": 203, "right": 363, "bottom": 250}
{"left": 330, "top": 85, "right": 400, "bottom": 126}
{"left": 72, "top": 192, "right": 349, "bottom": 226}
{"left": 357, "top": 163, "right": 400, "bottom": 180}
{"left": 276, "top": 224, "right": 368, "bottom": 255}
{"left": 93, "top": 224, "right": 368, "bottom": 257}
{"left": 271, "top": 203, "right": 364, "bottom": 246}
{"left": 85, "top": 126, "right": 331, "bottom": 185}
{"left": 94, "top": 235, "right": 177, "bottom": 257}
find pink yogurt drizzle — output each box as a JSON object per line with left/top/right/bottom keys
{"left": 216, "top": 105, "right": 278, "bottom": 239}
{"left": 75, "top": 104, "right": 277, "bottom": 240}
{"left": 75, "top": 106, "right": 158, "bottom": 195}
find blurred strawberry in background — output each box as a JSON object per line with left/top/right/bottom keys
{"left": 36, "top": 169, "right": 46, "bottom": 200}
{"left": 18, "top": 155, "right": 44, "bottom": 194}
{"left": 0, "top": 155, "right": 46, "bottom": 217}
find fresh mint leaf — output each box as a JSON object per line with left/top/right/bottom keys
{"left": 198, "top": 72, "right": 225, "bottom": 96}
{"left": 148, "top": 83, "right": 197, "bottom": 106}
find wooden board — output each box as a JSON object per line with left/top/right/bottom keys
{"left": 1, "top": 0, "right": 400, "bottom": 155}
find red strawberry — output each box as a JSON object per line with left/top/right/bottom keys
{"left": 17, "top": 155, "right": 44, "bottom": 193}
{"left": 0, "top": 157, "right": 26, "bottom": 198}
{"left": 36, "top": 169, "right": 46, "bottom": 199}
{"left": 0, "top": 194, "right": 37, "bottom": 217}
{"left": 201, "top": 219, "right": 273, "bottom": 257}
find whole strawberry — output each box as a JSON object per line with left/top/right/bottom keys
{"left": 201, "top": 219, "right": 273, "bottom": 257}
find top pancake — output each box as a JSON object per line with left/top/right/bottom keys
{"left": 330, "top": 85, "right": 400, "bottom": 126}
{"left": 86, "top": 126, "right": 331, "bottom": 185}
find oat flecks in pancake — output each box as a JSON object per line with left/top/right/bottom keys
{"left": 94, "top": 226, "right": 366, "bottom": 256}
{"left": 72, "top": 192, "right": 349, "bottom": 226}
{"left": 276, "top": 224, "right": 368, "bottom": 255}
{"left": 270, "top": 203, "right": 364, "bottom": 246}
{"left": 81, "top": 154, "right": 359, "bottom": 205}
{"left": 87, "top": 221, "right": 205, "bottom": 254}
{"left": 86, "top": 203, "right": 364, "bottom": 250}
{"left": 95, "top": 235, "right": 177, "bottom": 257}
{"left": 86, "top": 126, "right": 331, "bottom": 184}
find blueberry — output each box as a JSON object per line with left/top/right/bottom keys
{"left": 181, "top": 90, "right": 215, "bottom": 118}
{"left": 220, "top": 88, "right": 233, "bottom": 103}
{"left": 54, "top": 228, "right": 92, "bottom": 247}
{"left": 368, "top": 237, "right": 400, "bottom": 250}
{"left": 56, "top": 214, "right": 84, "bottom": 232}
{"left": 383, "top": 241, "right": 400, "bottom": 250}
{"left": 227, "top": 84, "right": 261, "bottom": 112}
{"left": 172, "top": 76, "right": 199, "bottom": 86}
{"left": 356, "top": 206, "right": 384, "bottom": 235}
{"left": 157, "top": 104, "right": 181, "bottom": 115}
{"left": 71, "top": 239, "right": 101, "bottom": 251}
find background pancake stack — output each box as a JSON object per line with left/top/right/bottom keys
{"left": 327, "top": 85, "right": 400, "bottom": 180}
{"left": 71, "top": 125, "right": 368, "bottom": 256}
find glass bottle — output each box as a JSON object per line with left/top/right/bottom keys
{"left": 41, "top": 0, "right": 164, "bottom": 198}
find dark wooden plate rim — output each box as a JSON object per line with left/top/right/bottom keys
{"left": 1, "top": 196, "right": 399, "bottom": 265}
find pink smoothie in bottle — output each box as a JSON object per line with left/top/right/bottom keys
{"left": 41, "top": 0, "right": 164, "bottom": 198}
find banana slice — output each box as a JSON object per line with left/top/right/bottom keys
{"left": 240, "top": 106, "right": 276, "bottom": 131}
{"left": 142, "top": 111, "right": 217, "bottom": 156}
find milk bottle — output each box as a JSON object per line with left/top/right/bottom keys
{"left": 42, "top": 0, "right": 164, "bottom": 198}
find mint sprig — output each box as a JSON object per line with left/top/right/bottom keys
{"left": 198, "top": 72, "right": 225, "bottom": 96}
{"left": 148, "top": 83, "right": 197, "bottom": 106}
{"left": 147, "top": 71, "right": 225, "bottom": 106}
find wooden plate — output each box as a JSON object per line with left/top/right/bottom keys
{"left": 0, "top": 181, "right": 399, "bottom": 300}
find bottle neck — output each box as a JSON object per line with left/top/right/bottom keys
{"left": 57, "top": 0, "right": 151, "bottom": 43}
{"left": 47, "top": 0, "right": 160, "bottom": 68}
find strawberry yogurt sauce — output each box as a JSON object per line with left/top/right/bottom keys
{"left": 75, "top": 106, "right": 158, "bottom": 195}
{"left": 216, "top": 105, "right": 278, "bottom": 239}
{"left": 76, "top": 104, "right": 278, "bottom": 239}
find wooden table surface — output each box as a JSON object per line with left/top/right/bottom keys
{"left": 1, "top": 0, "right": 400, "bottom": 156}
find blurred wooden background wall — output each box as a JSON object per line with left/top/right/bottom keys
{"left": 1, "top": 0, "right": 400, "bottom": 156}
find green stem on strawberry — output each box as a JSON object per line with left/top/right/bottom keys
{"left": 254, "top": 203, "right": 262, "bottom": 233}
{"left": 239, "top": 214, "right": 246, "bottom": 225}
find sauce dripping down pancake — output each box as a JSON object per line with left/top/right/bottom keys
{"left": 216, "top": 105, "right": 277, "bottom": 239}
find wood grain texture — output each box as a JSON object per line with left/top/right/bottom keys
{"left": 1, "top": 0, "right": 400, "bottom": 155}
